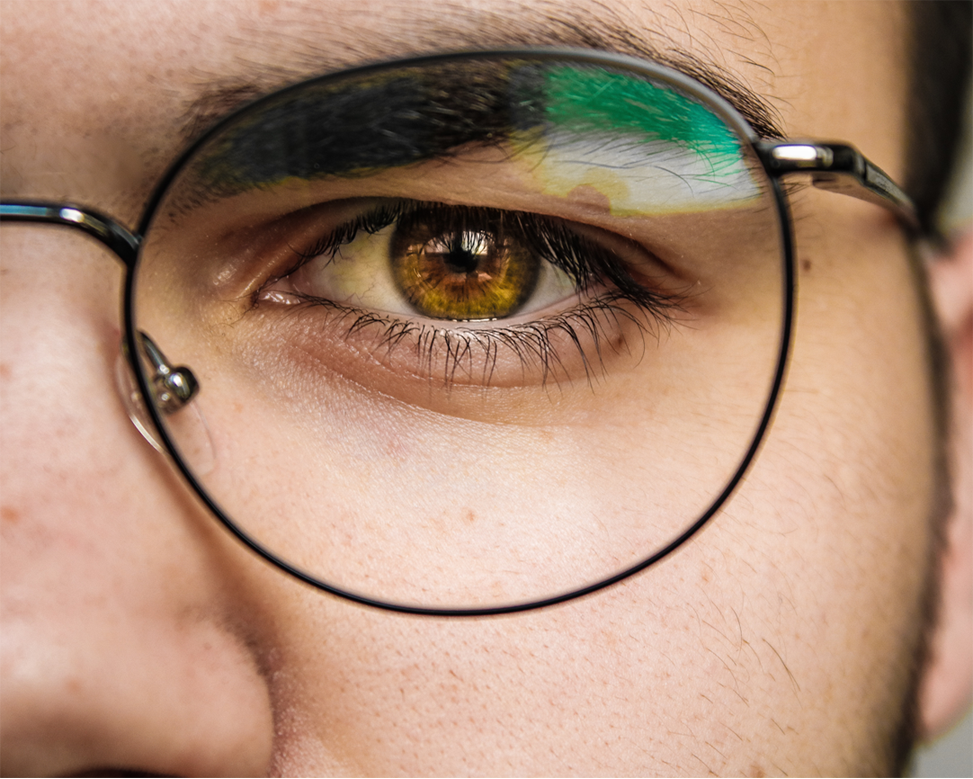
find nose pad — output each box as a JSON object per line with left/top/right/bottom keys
{"left": 115, "top": 336, "right": 216, "bottom": 476}
{"left": 115, "top": 342, "right": 166, "bottom": 453}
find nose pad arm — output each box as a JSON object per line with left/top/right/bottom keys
{"left": 115, "top": 334, "right": 216, "bottom": 476}
{"left": 138, "top": 332, "right": 200, "bottom": 413}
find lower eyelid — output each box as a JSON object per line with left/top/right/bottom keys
{"left": 258, "top": 284, "right": 596, "bottom": 327}
{"left": 248, "top": 289, "right": 683, "bottom": 394}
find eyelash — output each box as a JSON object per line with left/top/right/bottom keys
{"left": 254, "top": 200, "right": 687, "bottom": 388}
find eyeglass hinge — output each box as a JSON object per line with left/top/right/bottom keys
{"left": 754, "top": 140, "right": 918, "bottom": 228}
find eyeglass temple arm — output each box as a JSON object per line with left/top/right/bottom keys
{"left": 0, "top": 202, "right": 140, "bottom": 268}
{"left": 755, "top": 141, "right": 918, "bottom": 229}
{"left": 755, "top": 141, "right": 912, "bottom": 209}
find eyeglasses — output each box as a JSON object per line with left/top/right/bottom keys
{"left": 1, "top": 49, "right": 916, "bottom": 615}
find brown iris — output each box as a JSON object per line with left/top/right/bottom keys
{"left": 390, "top": 209, "right": 540, "bottom": 320}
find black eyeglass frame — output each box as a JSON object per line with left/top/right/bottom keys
{"left": 0, "top": 48, "right": 918, "bottom": 616}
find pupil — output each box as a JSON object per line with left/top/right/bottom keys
{"left": 441, "top": 233, "right": 487, "bottom": 275}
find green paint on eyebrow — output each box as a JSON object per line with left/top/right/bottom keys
{"left": 540, "top": 64, "right": 740, "bottom": 155}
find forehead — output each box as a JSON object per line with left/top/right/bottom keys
{"left": 0, "top": 0, "right": 908, "bottom": 218}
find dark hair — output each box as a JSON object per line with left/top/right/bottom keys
{"left": 907, "top": 0, "right": 972, "bottom": 237}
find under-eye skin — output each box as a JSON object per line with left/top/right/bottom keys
{"left": 254, "top": 199, "right": 687, "bottom": 387}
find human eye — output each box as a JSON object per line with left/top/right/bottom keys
{"left": 255, "top": 198, "right": 683, "bottom": 390}
{"left": 135, "top": 53, "right": 782, "bottom": 418}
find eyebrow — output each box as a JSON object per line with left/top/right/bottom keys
{"left": 177, "top": 3, "right": 785, "bottom": 146}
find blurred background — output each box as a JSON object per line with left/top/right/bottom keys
{"left": 912, "top": 70, "right": 973, "bottom": 779}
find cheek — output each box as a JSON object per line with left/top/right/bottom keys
{"left": 769, "top": 203, "right": 938, "bottom": 573}
{"left": 136, "top": 267, "right": 786, "bottom": 611}
{"left": 702, "top": 203, "right": 938, "bottom": 766}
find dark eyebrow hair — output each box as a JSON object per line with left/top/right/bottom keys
{"left": 177, "top": 3, "right": 785, "bottom": 145}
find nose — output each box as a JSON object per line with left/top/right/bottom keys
{"left": 0, "top": 227, "right": 274, "bottom": 776}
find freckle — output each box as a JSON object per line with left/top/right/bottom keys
{"left": 464, "top": 508, "right": 476, "bottom": 524}
{"left": 0, "top": 363, "right": 10, "bottom": 378}
{"left": 801, "top": 258, "right": 812, "bottom": 272}
{"left": 701, "top": 570, "right": 710, "bottom": 583}
{"left": 1, "top": 505, "right": 20, "bottom": 524}
{"left": 749, "top": 763, "right": 766, "bottom": 777}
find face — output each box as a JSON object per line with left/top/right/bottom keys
{"left": 1, "top": 1, "right": 969, "bottom": 775}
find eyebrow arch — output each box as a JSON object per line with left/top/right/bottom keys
{"left": 177, "top": 5, "right": 786, "bottom": 146}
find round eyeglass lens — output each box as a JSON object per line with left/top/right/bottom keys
{"left": 130, "top": 51, "right": 789, "bottom": 613}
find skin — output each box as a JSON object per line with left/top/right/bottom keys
{"left": 1, "top": 0, "right": 971, "bottom": 775}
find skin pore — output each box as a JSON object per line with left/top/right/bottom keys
{"left": 1, "top": 0, "right": 970, "bottom": 776}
